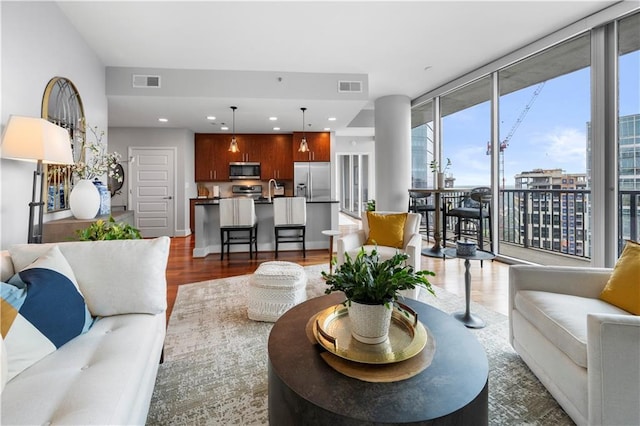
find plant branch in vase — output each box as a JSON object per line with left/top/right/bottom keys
{"left": 72, "top": 126, "right": 122, "bottom": 183}
{"left": 69, "top": 126, "right": 123, "bottom": 219}
{"left": 429, "top": 158, "right": 452, "bottom": 189}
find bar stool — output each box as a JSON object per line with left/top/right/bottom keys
{"left": 444, "top": 186, "right": 493, "bottom": 252}
{"left": 408, "top": 190, "right": 436, "bottom": 239}
{"left": 273, "top": 197, "right": 306, "bottom": 258}
{"left": 219, "top": 198, "right": 258, "bottom": 260}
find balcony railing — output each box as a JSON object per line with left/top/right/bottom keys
{"left": 498, "top": 189, "right": 640, "bottom": 260}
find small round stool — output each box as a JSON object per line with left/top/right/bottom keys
{"left": 248, "top": 261, "right": 307, "bottom": 322}
{"left": 321, "top": 230, "right": 341, "bottom": 274}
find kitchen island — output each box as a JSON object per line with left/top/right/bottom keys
{"left": 193, "top": 197, "right": 339, "bottom": 258}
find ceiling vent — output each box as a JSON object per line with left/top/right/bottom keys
{"left": 132, "top": 74, "right": 161, "bottom": 88}
{"left": 338, "top": 80, "right": 362, "bottom": 93}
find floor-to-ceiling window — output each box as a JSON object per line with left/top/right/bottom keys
{"left": 410, "top": 8, "right": 638, "bottom": 266}
{"left": 340, "top": 155, "right": 351, "bottom": 213}
{"left": 338, "top": 153, "right": 370, "bottom": 218}
{"left": 411, "top": 100, "right": 434, "bottom": 188}
{"left": 498, "top": 34, "right": 591, "bottom": 259}
{"left": 618, "top": 12, "right": 640, "bottom": 250}
{"left": 441, "top": 77, "right": 492, "bottom": 188}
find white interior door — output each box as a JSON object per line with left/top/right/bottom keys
{"left": 129, "top": 147, "right": 176, "bottom": 237}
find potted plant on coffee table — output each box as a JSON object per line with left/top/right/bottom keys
{"left": 322, "top": 247, "right": 435, "bottom": 344}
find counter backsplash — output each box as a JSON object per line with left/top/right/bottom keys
{"left": 197, "top": 181, "right": 293, "bottom": 198}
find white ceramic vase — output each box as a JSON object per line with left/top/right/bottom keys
{"left": 69, "top": 179, "right": 101, "bottom": 220}
{"left": 437, "top": 172, "right": 445, "bottom": 189}
{"left": 348, "top": 301, "right": 393, "bottom": 344}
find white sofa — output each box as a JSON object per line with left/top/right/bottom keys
{"left": 509, "top": 265, "right": 640, "bottom": 426}
{"left": 1, "top": 237, "right": 170, "bottom": 425}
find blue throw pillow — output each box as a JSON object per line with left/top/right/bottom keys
{"left": 0, "top": 246, "right": 93, "bottom": 381}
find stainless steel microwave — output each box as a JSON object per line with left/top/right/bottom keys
{"left": 229, "top": 162, "right": 261, "bottom": 180}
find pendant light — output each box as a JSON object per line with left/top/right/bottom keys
{"left": 298, "top": 107, "right": 309, "bottom": 153}
{"left": 228, "top": 106, "right": 239, "bottom": 153}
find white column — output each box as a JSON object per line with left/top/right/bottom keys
{"left": 374, "top": 95, "right": 411, "bottom": 211}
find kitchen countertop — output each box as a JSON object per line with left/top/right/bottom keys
{"left": 193, "top": 197, "right": 338, "bottom": 205}
{"left": 193, "top": 196, "right": 339, "bottom": 257}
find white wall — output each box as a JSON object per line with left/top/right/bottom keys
{"left": 108, "top": 127, "right": 195, "bottom": 237}
{"left": 1, "top": 2, "right": 107, "bottom": 249}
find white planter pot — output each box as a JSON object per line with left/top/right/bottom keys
{"left": 69, "top": 179, "right": 101, "bottom": 220}
{"left": 348, "top": 301, "right": 393, "bottom": 344}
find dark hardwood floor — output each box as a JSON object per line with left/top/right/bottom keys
{"left": 165, "top": 228, "right": 510, "bottom": 322}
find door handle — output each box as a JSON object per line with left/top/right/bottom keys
{"left": 163, "top": 196, "right": 173, "bottom": 200}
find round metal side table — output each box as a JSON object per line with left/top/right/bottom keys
{"left": 442, "top": 248, "right": 495, "bottom": 329}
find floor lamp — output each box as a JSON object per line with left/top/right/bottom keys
{"left": 1, "top": 116, "right": 74, "bottom": 243}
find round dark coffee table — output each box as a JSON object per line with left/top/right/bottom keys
{"left": 268, "top": 293, "right": 489, "bottom": 425}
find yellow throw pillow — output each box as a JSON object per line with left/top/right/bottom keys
{"left": 599, "top": 240, "right": 640, "bottom": 315}
{"left": 365, "top": 212, "right": 407, "bottom": 249}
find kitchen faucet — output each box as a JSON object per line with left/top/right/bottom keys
{"left": 268, "top": 179, "right": 279, "bottom": 202}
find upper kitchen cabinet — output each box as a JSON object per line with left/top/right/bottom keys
{"left": 226, "top": 134, "right": 262, "bottom": 163}
{"left": 292, "top": 132, "right": 331, "bottom": 162}
{"left": 194, "top": 134, "right": 229, "bottom": 181}
{"left": 261, "top": 134, "right": 293, "bottom": 180}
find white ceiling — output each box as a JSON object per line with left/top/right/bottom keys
{"left": 57, "top": 0, "right": 617, "bottom": 135}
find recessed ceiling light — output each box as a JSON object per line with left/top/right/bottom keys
{"left": 324, "top": 127, "right": 331, "bottom": 131}
{"left": 158, "top": 118, "right": 168, "bottom": 122}
{"left": 221, "top": 126, "right": 229, "bottom": 131}
{"left": 328, "top": 117, "right": 337, "bottom": 121}
{"left": 206, "top": 116, "right": 216, "bottom": 120}
{"left": 273, "top": 127, "right": 280, "bottom": 131}
{"left": 269, "top": 117, "right": 278, "bottom": 121}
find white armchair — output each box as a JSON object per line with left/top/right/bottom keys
{"left": 336, "top": 211, "right": 423, "bottom": 299}
{"left": 509, "top": 265, "right": 640, "bottom": 426}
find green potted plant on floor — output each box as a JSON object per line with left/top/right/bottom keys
{"left": 322, "top": 247, "right": 435, "bottom": 344}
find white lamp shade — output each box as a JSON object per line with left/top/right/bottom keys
{"left": 1, "top": 115, "right": 74, "bottom": 164}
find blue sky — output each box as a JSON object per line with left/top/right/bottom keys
{"left": 441, "top": 51, "right": 639, "bottom": 188}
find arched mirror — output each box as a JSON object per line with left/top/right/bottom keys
{"left": 41, "top": 77, "right": 85, "bottom": 212}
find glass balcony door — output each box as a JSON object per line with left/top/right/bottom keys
{"left": 339, "top": 154, "right": 369, "bottom": 218}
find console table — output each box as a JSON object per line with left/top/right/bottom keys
{"left": 268, "top": 293, "right": 488, "bottom": 425}
{"left": 42, "top": 210, "right": 135, "bottom": 243}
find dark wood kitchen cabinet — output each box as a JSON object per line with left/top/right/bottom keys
{"left": 226, "top": 134, "right": 262, "bottom": 163}
{"left": 194, "top": 134, "right": 214, "bottom": 181}
{"left": 292, "top": 132, "right": 331, "bottom": 162}
{"left": 194, "top": 134, "right": 228, "bottom": 181}
{"left": 261, "top": 134, "right": 293, "bottom": 180}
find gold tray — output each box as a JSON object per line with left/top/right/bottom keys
{"left": 313, "top": 302, "right": 428, "bottom": 365}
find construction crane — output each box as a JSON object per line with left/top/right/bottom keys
{"left": 487, "top": 81, "right": 545, "bottom": 188}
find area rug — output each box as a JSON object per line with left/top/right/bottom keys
{"left": 147, "top": 264, "right": 573, "bottom": 425}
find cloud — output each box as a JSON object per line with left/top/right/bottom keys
{"left": 447, "top": 144, "right": 491, "bottom": 186}
{"left": 537, "top": 127, "right": 587, "bottom": 166}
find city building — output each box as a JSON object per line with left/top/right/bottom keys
{"left": 514, "top": 168, "right": 588, "bottom": 257}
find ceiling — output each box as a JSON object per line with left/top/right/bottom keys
{"left": 57, "top": 1, "right": 618, "bottom": 135}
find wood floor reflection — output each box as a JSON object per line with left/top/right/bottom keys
{"left": 165, "top": 231, "right": 510, "bottom": 322}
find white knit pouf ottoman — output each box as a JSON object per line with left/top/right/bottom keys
{"left": 248, "top": 261, "right": 307, "bottom": 322}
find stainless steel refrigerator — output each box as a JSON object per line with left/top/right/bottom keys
{"left": 294, "top": 162, "right": 331, "bottom": 200}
